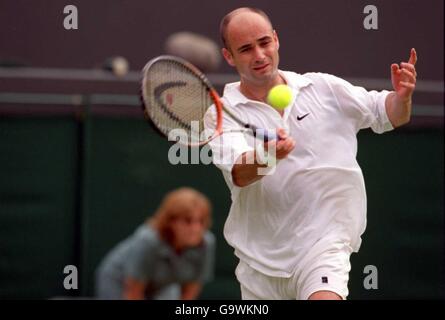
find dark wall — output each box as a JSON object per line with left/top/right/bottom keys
{"left": 352, "top": 129, "right": 444, "bottom": 299}
{"left": 0, "top": 119, "right": 78, "bottom": 298}
{"left": 0, "top": 114, "right": 443, "bottom": 299}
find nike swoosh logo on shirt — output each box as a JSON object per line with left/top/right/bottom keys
{"left": 297, "top": 113, "right": 310, "bottom": 121}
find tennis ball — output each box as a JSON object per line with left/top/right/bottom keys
{"left": 267, "top": 84, "right": 293, "bottom": 109}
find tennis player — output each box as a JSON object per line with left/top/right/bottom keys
{"left": 204, "top": 7, "right": 417, "bottom": 300}
{"left": 95, "top": 187, "right": 215, "bottom": 300}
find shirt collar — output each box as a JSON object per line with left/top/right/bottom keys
{"left": 222, "top": 70, "right": 313, "bottom": 107}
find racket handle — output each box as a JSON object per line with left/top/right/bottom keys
{"left": 249, "top": 126, "right": 279, "bottom": 142}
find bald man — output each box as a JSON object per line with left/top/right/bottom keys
{"left": 204, "top": 7, "right": 417, "bottom": 300}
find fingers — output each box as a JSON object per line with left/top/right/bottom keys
{"left": 264, "top": 128, "right": 296, "bottom": 160}
{"left": 392, "top": 61, "right": 417, "bottom": 88}
{"left": 276, "top": 128, "right": 288, "bottom": 139}
{"left": 265, "top": 136, "right": 295, "bottom": 160}
{"left": 393, "top": 63, "right": 416, "bottom": 78}
{"left": 392, "top": 48, "right": 418, "bottom": 77}
{"left": 408, "top": 48, "right": 417, "bottom": 66}
{"left": 391, "top": 49, "right": 417, "bottom": 97}
{"left": 277, "top": 137, "right": 295, "bottom": 151}
{"left": 399, "top": 81, "right": 415, "bottom": 89}
{"left": 400, "top": 68, "right": 416, "bottom": 83}
{"left": 275, "top": 137, "right": 296, "bottom": 159}
{"left": 401, "top": 62, "right": 417, "bottom": 77}
{"left": 275, "top": 128, "right": 294, "bottom": 153}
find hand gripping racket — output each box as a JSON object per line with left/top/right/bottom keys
{"left": 140, "top": 55, "right": 279, "bottom": 147}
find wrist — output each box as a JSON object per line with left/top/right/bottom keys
{"left": 393, "top": 91, "right": 412, "bottom": 105}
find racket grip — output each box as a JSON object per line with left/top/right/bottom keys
{"left": 250, "top": 126, "right": 279, "bottom": 142}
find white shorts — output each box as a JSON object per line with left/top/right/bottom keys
{"left": 235, "top": 241, "right": 353, "bottom": 300}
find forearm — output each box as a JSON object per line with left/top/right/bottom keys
{"left": 231, "top": 150, "right": 269, "bottom": 187}
{"left": 385, "top": 91, "right": 412, "bottom": 128}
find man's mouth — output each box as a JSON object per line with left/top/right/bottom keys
{"left": 253, "top": 64, "right": 269, "bottom": 71}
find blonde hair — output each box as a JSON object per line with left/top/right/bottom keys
{"left": 148, "top": 187, "right": 212, "bottom": 244}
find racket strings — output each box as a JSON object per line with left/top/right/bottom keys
{"left": 144, "top": 60, "right": 214, "bottom": 143}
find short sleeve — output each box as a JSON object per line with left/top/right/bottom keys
{"left": 324, "top": 74, "right": 394, "bottom": 133}
{"left": 203, "top": 103, "right": 254, "bottom": 185}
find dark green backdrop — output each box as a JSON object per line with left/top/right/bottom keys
{"left": 0, "top": 115, "right": 443, "bottom": 299}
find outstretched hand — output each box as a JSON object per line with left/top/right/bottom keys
{"left": 391, "top": 48, "right": 417, "bottom": 101}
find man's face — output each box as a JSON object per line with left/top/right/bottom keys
{"left": 222, "top": 12, "right": 280, "bottom": 87}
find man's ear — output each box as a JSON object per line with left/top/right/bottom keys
{"left": 273, "top": 30, "right": 280, "bottom": 51}
{"left": 222, "top": 48, "right": 235, "bottom": 67}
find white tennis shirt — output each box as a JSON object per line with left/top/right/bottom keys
{"left": 204, "top": 71, "right": 393, "bottom": 277}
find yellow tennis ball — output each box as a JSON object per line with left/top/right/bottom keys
{"left": 267, "top": 84, "right": 293, "bottom": 109}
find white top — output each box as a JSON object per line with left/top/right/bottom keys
{"left": 204, "top": 71, "right": 393, "bottom": 277}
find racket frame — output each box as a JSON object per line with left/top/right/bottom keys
{"left": 141, "top": 55, "right": 275, "bottom": 147}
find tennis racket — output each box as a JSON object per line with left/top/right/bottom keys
{"left": 140, "top": 55, "right": 279, "bottom": 147}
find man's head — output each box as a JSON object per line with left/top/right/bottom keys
{"left": 220, "top": 8, "right": 280, "bottom": 87}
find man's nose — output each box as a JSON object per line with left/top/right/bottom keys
{"left": 253, "top": 46, "right": 266, "bottom": 61}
